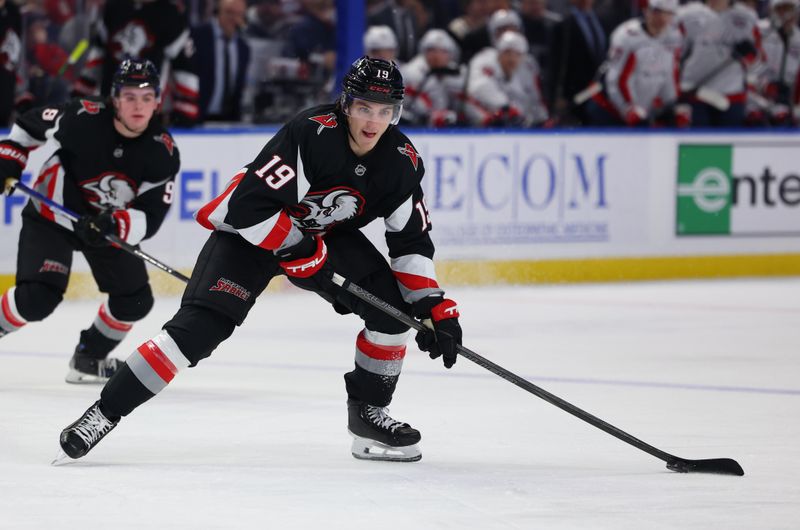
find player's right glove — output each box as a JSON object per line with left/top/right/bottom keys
{"left": 74, "top": 210, "right": 117, "bottom": 247}
{"left": 412, "top": 295, "right": 462, "bottom": 369}
{"left": 0, "top": 140, "right": 30, "bottom": 196}
{"left": 276, "top": 234, "right": 336, "bottom": 294}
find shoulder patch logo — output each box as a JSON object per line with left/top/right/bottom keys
{"left": 309, "top": 113, "right": 338, "bottom": 135}
{"left": 153, "top": 133, "right": 174, "bottom": 156}
{"left": 78, "top": 99, "right": 104, "bottom": 115}
{"left": 397, "top": 143, "right": 419, "bottom": 170}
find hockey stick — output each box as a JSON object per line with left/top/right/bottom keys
{"left": 330, "top": 273, "right": 745, "bottom": 476}
{"left": 11, "top": 181, "right": 190, "bottom": 283}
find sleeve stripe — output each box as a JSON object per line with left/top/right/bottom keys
{"left": 234, "top": 209, "right": 294, "bottom": 250}
{"left": 385, "top": 196, "right": 413, "bottom": 232}
{"left": 195, "top": 169, "right": 246, "bottom": 230}
{"left": 392, "top": 270, "right": 440, "bottom": 291}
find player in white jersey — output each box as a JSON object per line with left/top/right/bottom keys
{"left": 364, "top": 25, "right": 398, "bottom": 63}
{"left": 585, "top": 0, "right": 684, "bottom": 126}
{"left": 676, "top": 0, "right": 761, "bottom": 126}
{"left": 748, "top": 0, "right": 800, "bottom": 125}
{"left": 464, "top": 31, "right": 549, "bottom": 127}
{"left": 400, "top": 29, "right": 466, "bottom": 127}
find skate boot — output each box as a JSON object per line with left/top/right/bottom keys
{"left": 65, "top": 344, "right": 120, "bottom": 384}
{"left": 58, "top": 400, "right": 119, "bottom": 461}
{"left": 347, "top": 399, "right": 421, "bottom": 462}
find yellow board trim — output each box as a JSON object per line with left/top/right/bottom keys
{"left": 1, "top": 253, "right": 798, "bottom": 298}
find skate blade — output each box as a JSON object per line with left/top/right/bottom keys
{"left": 51, "top": 450, "right": 72, "bottom": 466}
{"left": 349, "top": 433, "right": 421, "bottom": 462}
{"left": 65, "top": 369, "right": 110, "bottom": 385}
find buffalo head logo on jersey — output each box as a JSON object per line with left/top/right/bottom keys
{"left": 81, "top": 173, "right": 137, "bottom": 209}
{"left": 308, "top": 113, "right": 338, "bottom": 135}
{"left": 397, "top": 143, "right": 419, "bottom": 170}
{"left": 110, "top": 22, "right": 154, "bottom": 61}
{"left": 288, "top": 187, "right": 364, "bottom": 232}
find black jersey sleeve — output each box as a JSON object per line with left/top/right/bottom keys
{"left": 196, "top": 118, "right": 307, "bottom": 251}
{"left": 127, "top": 132, "right": 181, "bottom": 241}
{"left": 0, "top": 103, "right": 69, "bottom": 183}
{"left": 381, "top": 142, "right": 443, "bottom": 304}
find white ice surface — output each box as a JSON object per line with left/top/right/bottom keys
{"left": 1, "top": 278, "right": 798, "bottom": 529}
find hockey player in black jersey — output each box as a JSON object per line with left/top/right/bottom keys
{"left": 58, "top": 56, "right": 463, "bottom": 463}
{"left": 0, "top": 58, "right": 181, "bottom": 384}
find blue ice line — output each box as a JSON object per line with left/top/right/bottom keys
{"left": 3, "top": 349, "right": 799, "bottom": 397}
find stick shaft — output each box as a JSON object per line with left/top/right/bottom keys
{"left": 331, "top": 272, "right": 680, "bottom": 464}
{"left": 13, "top": 182, "right": 190, "bottom": 283}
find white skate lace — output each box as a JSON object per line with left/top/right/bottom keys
{"left": 365, "top": 406, "right": 404, "bottom": 432}
{"left": 73, "top": 407, "right": 115, "bottom": 447}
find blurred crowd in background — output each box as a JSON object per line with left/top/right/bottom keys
{"left": 0, "top": 0, "right": 798, "bottom": 129}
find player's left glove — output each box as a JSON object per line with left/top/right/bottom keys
{"left": 74, "top": 210, "right": 117, "bottom": 247}
{"left": 412, "top": 295, "right": 462, "bottom": 369}
{"left": 276, "top": 234, "right": 336, "bottom": 293}
{"left": 732, "top": 40, "right": 758, "bottom": 64}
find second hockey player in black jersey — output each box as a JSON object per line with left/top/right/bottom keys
{"left": 58, "top": 57, "right": 463, "bottom": 463}
{"left": 0, "top": 59, "right": 181, "bottom": 384}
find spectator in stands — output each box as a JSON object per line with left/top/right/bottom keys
{"left": 367, "top": 0, "right": 419, "bottom": 62}
{"left": 465, "top": 31, "right": 549, "bottom": 126}
{"left": 584, "top": 0, "right": 685, "bottom": 127}
{"left": 283, "top": 0, "right": 336, "bottom": 78}
{"left": 519, "top": 0, "right": 561, "bottom": 82}
{"left": 461, "top": 5, "right": 519, "bottom": 63}
{"left": 72, "top": 0, "right": 200, "bottom": 126}
{"left": 448, "top": 0, "right": 496, "bottom": 41}
{"left": 0, "top": 0, "right": 22, "bottom": 125}
{"left": 748, "top": 0, "right": 800, "bottom": 126}
{"left": 547, "top": 0, "right": 608, "bottom": 125}
{"left": 192, "top": 0, "right": 251, "bottom": 122}
{"left": 401, "top": 28, "right": 466, "bottom": 127}
{"left": 364, "top": 25, "right": 398, "bottom": 62}
{"left": 676, "top": 0, "right": 760, "bottom": 127}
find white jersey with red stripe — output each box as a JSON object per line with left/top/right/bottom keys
{"left": 603, "top": 18, "right": 681, "bottom": 117}
{"left": 751, "top": 20, "right": 800, "bottom": 105}
{"left": 677, "top": 1, "right": 760, "bottom": 96}
{"left": 400, "top": 55, "right": 466, "bottom": 126}
{"left": 0, "top": 97, "right": 180, "bottom": 245}
{"left": 195, "top": 103, "right": 443, "bottom": 304}
{"left": 464, "top": 46, "right": 549, "bottom": 126}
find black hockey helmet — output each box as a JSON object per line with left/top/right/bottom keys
{"left": 112, "top": 58, "right": 161, "bottom": 98}
{"left": 340, "top": 56, "right": 404, "bottom": 125}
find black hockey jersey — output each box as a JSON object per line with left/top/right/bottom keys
{"left": 75, "top": 0, "right": 199, "bottom": 122}
{"left": 196, "top": 103, "right": 442, "bottom": 303}
{"left": 0, "top": 97, "right": 180, "bottom": 245}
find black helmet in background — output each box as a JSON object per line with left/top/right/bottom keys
{"left": 112, "top": 58, "right": 161, "bottom": 98}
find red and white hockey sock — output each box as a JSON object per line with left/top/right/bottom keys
{"left": 92, "top": 301, "right": 134, "bottom": 343}
{"left": 0, "top": 287, "right": 27, "bottom": 336}
{"left": 125, "top": 330, "right": 192, "bottom": 395}
{"left": 354, "top": 328, "right": 412, "bottom": 377}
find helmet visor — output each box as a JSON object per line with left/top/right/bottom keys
{"left": 341, "top": 95, "right": 403, "bottom": 125}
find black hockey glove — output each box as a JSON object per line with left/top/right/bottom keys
{"left": 732, "top": 40, "right": 758, "bottom": 63}
{"left": 74, "top": 210, "right": 117, "bottom": 247}
{"left": 412, "top": 295, "right": 462, "bottom": 369}
{"left": 276, "top": 234, "right": 336, "bottom": 294}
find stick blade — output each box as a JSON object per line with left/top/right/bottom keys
{"left": 666, "top": 457, "right": 744, "bottom": 476}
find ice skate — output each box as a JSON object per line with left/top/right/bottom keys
{"left": 58, "top": 400, "right": 119, "bottom": 460}
{"left": 347, "top": 400, "right": 421, "bottom": 462}
{"left": 65, "top": 346, "right": 120, "bottom": 384}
